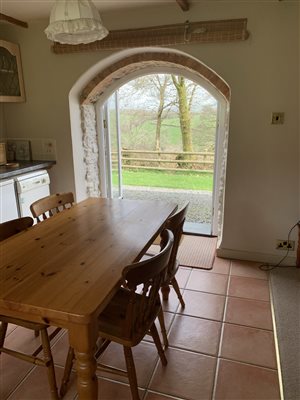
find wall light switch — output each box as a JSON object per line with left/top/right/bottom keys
{"left": 271, "top": 112, "right": 284, "bottom": 125}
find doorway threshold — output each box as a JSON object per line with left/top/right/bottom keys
{"left": 183, "top": 221, "right": 212, "bottom": 236}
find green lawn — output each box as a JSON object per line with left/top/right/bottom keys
{"left": 112, "top": 169, "right": 213, "bottom": 191}
{"left": 111, "top": 111, "right": 217, "bottom": 152}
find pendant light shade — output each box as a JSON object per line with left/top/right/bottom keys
{"left": 45, "top": 0, "right": 109, "bottom": 45}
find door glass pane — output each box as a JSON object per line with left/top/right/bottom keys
{"left": 107, "top": 92, "right": 122, "bottom": 198}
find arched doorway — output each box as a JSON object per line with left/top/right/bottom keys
{"left": 69, "top": 47, "right": 230, "bottom": 240}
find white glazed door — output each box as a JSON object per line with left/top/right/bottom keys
{"left": 97, "top": 92, "right": 123, "bottom": 199}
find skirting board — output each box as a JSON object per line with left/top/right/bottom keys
{"left": 216, "top": 247, "right": 297, "bottom": 267}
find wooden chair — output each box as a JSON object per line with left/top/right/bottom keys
{"left": 0, "top": 217, "right": 60, "bottom": 399}
{"left": 0, "top": 216, "right": 33, "bottom": 241}
{"left": 142, "top": 203, "right": 189, "bottom": 349}
{"left": 160, "top": 202, "right": 189, "bottom": 308}
{"left": 60, "top": 229, "right": 174, "bottom": 400}
{"left": 30, "top": 192, "right": 74, "bottom": 222}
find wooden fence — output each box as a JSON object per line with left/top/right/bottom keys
{"left": 111, "top": 150, "right": 214, "bottom": 173}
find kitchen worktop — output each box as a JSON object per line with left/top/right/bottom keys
{"left": 0, "top": 160, "right": 56, "bottom": 180}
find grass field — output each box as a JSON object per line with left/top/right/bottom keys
{"left": 109, "top": 110, "right": 217, "bottom": 153}
{"left": 112, "top": 169, "right": 213, "bottom": 191}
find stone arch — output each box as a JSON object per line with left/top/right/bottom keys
{"left": 80, "top": 51, "right": 230, "bottom": 105}
{"left": 69, "top": 47, "right": 230, "bottom": 238}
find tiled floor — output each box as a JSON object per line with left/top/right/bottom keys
{"left": 0, "top": 257, "right": 281, "bottom": 400}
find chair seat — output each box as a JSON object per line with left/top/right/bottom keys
{"left": 98, "top": 287, "right": 161, "bottom": 347}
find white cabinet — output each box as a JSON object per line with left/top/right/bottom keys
{"left": 0, "top": 170, "right": 51, "bottom": 223}
{"left": 0, "top": 179, "right": 19, "bottom": 222}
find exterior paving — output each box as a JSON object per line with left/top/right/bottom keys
{"left": 119, "top": 186, "right": 213, "bottom": 223}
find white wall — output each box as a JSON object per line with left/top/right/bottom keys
{"left": 1, "top": 1, "right": 299, "bottom": 264}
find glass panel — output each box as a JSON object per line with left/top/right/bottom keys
{"left": 117, "top": 73, "right": 218, "bottom": 235}
{"left": 0, "top": 47, "right": 21, "bottom": 97}
{"left": 107, "top": 92, "right": 122, "bottom": 198}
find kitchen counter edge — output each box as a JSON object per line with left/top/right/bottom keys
{"left": 0, "top": 161, "right": 56, "bottom": 180}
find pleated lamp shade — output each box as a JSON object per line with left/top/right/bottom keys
{"left": 45, "top": 0, "right": 109, "bottom": 44}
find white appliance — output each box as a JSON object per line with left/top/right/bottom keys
{"left": 15, "top": 170, "right": 50, "bottom": 218}
{"left": 0, "top": 178, "right": 19, "bottom": 222}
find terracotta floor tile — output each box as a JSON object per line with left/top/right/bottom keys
{"left": 228, "top": 275, "right": 270, "bottom": 301}
{"left": 6, "top": 365, "right": 77, "bottom": 400}
{"left": 5, "top": 326, "right": 46, "bottom": 355}
{"left": 0, "top": 353, "right": 34, "bottom": 400}
{"left": 225, "top": 296, "right": 273, "bottom": 330}
{"left": 168, "top": 314, "right": 221, "bottom": 356}
{"left": 98, "top": 341, "right": 159, "bottom": 388}
{"left": 51, "top": 330, "right": 71, "bottom": 367}
{"left": 220, "top": 323, "right": 277, "bottom": 369}
{"left": 97, "top": 378, "right": 145, "bottom": 400}
{"left": 6, "top": 324, "right": 17, "bottom": 336}
{"left": 186, "top": 270, "right": 228, "bottom": 295}
{"left": 161, "top": 288, "right": 181, "bottom": 313}
{"left": 231, "top": 260, "right": 268, "bottom": 280}
{"left": 144, "top": 312, "right": 175, "bottom": 345}
{"left": 145, "top": 391, "right": 184, "bottom": 399}
{"left": 5, "top": 325, "right": 63, "bottom": 355}
{"left": 150, "top": 348, "right": 216, "bottom": 400}
{"left": 211, "top": 257, "right": 231, "bottom": 275}
{"left": 176, "top": 266, "right": 192, "bottom": 288}
{"left": 179, "top": 289, "right": 225, "bottom": 321}
{"left": 1, "top": 251, "right": 282, "bottom": 400}
{"left": 214, "top": 359, "right": 281, "bottom": 400}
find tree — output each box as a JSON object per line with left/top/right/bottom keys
{"left": 118, "top": 73, "right": 216, "bottom": 155}
{"left": 129, "top": 74, "right": 175, "bottom": 151}
{"left": 150, "top": 75, "right": 174, "bottom": 151}
{"left": 171, "top": 75, "right": 196, "bottom": 156}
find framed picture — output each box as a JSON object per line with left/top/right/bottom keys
{"left": 0, "top": 39, "right": 26, "bottom": 102}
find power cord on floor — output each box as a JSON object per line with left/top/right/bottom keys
{"left": 259, "top": 220, "right": 300, "bottom": 271}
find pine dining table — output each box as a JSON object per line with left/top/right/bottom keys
{"left": 0, "top": 197, "right": 177, "bottom": 399}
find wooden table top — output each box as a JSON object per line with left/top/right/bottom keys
{"left": 0, "top": 198, "right": 176, "bottom": 325}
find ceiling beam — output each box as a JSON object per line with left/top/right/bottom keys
{"left": 0, "top": 13, "right": 28, "bottom": 28}
{"left": 176, "top": 0, "right": 189, "bottom": 12}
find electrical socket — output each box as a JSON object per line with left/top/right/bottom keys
{"left": 43, "top": 139, "right": 55, "bottom": 154}
{"left": 271, "top": 112, "right": 284, "bottom": 125}
{"left": 42, "top": 139, "right": 56, "bottom": 160}
{"left": 276, "top": 240, "right": 295, "bottom": 251}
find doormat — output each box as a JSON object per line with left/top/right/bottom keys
{"left": 177, "top": 235, "right": 217, "bottom": 270}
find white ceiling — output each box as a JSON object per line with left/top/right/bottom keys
{"left": 1, "top": 0, "right": 178, "bottom": 21}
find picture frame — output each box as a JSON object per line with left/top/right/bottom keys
{"left": 0, "top": 39, "right": 26, "bottom": 102}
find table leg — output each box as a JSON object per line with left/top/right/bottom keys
{"left": 69, "top": 323, "right": 98, "bottom": 399}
